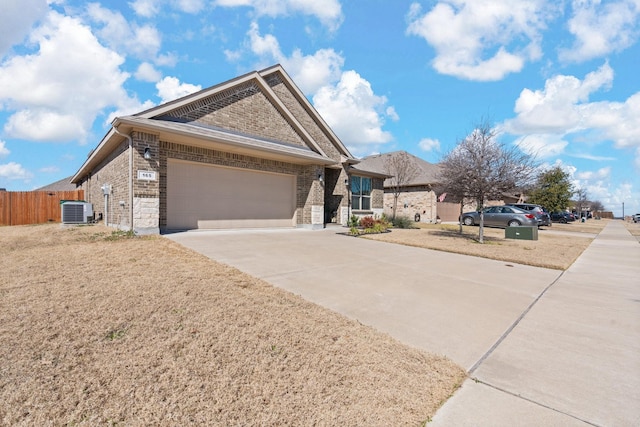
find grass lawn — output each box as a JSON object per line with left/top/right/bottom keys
{"left": 1, "top": 224, "right": 465, "bottom": 426}
{"left": 364, "top": 219, "right": 610, "bottom": 270}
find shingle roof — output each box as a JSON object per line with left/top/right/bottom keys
{"left": 35, "top": 176, "right": 77, "bottom": 191}
{"left": 352, "top": 151, "right": 441, "bottom": 187}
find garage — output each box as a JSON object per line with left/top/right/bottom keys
{"left": 167, "top": 159, "right": 297, "bottom": 230}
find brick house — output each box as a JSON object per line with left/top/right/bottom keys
{"left": 353, "top": 151, "right": 459, "bottom": 222}
{"left": 71, "top": 65, "right": 384, "bottom": 234}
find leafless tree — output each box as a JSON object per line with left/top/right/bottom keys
{"left": 384, "top": 152, "right": 419, "bottom": 220}
{"left": 574, "top": 188, "right": 589, "bottom": 219}
{"left": 438, "top": 119, "right": 537, "bottom": 242}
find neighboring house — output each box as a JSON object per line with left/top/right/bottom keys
{"left": 36, "top": 176, "right": 78, "bottom": 192}
{"left": 352, "top": 151, "right": 448, "bottom": 222}
{"left": 71, "top": 64, "right": 384, "bottom": 234}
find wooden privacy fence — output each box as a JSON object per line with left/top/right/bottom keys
{"left": 0, "top": 190, "right": 85, "bottom": 226}
{"left": 436, "top": 201, "right": 462, "bottom": 222}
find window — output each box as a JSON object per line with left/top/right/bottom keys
{"left": 351, "top": 176, "right": 371, "bottom": 210}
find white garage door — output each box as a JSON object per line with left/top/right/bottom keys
{"left": 167, "top": 159, "right": 296, "bottom": 230}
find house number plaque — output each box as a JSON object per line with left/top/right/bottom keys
{"left": 137, "top": 170, "right": 157, "bottom": 181}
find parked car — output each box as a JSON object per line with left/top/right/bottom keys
{"left": 550, "top": 211, "right": 575, "bottom": 223}
{"left": 506, "top": 203, "right": 552, "bottom": 227}
{"left": 633, "top": 213, "right": 640, "bottom": 223}
{"left": 460, "top": 205, "right": 538, "bottom": 228}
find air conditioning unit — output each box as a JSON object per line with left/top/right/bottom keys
{"left": 61, "top": 201, "right": 94, "bottom": 224}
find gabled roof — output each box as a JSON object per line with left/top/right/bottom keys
{"left": 72, "top": 64, "right": 354, "bottom": 183}
{"left": 35, "top": 176, "right": 77, "bottom": 191}
{"left": 352, "top": 151, "right": 441, "bottom": 187}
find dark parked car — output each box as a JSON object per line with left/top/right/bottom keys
{"left": 550, "top": 211, "right": 575, "bottom": 223}
{"left": 506, "top": 203, "right": 551, "bottom": 227}
{"left": 460, "top": 205, "right": 538, "bottom": 228}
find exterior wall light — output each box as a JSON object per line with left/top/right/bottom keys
{"left": 318, "top": 173, "right": 324, "bottom": 183}
{"left": 144, "top": 147, "right": 151, "bottom": 160}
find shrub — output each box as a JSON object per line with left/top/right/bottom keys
{"left": 392, "top": 216, "right": 415, "bottom": 229}
{"left": 348, "top": 214, "right": 360, "bottom": 228}
{"left": 359, "top": 216, "right": 376, "bottom": 229}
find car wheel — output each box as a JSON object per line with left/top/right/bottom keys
{"left": 508, "top": 220, "right": 521, "bottom": 227}
{"left": 463, "top": 216, "right": 474, "bottom": 226}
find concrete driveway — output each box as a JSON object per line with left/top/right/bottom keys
{"left": 166, "top": 221, "right": 640, "bottom": 426}
{"left": 166, "top": 226, "right": 561, "bottom": 371}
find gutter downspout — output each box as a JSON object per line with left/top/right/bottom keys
{"left": 112, "top": 125, "right": 134, "bottom": 233}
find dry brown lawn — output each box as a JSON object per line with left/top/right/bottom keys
{"left": 1, "top": 224, "right": 465, "bottom": 427}
{"left": 364, "top": 219, "right": 610, "bottom": 270}
{"left": 624, "top": 220, "right": 640, "bottom": 238}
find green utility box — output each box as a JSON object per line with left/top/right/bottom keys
{"left": 505, "top": 226, "right": 538, "bottom": 240}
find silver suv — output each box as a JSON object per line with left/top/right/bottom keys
{"left": 505, "top": 203, "right": 552, "bottom": 227}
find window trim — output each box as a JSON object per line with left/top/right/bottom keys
{"left": 351, "top": 175, "right": 372, "bottom": 211}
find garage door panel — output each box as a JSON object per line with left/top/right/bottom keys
{"left": 167, "top": 159, "right": 296, "bottom": 230}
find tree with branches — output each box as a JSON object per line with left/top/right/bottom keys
{"left": 384, "top": 152, "right": 419, "bottom": 220}
{"left": 438, "top": 119, "right": 537, "bottom": 242}
{"left": 527, "top": 166, "right": 574, "bottom": 213}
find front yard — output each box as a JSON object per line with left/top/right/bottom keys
{"left": 364, "top": 219, "right": 610, "bottom": 270}
{"left": 0, "top": 224, "right": 465, "bottom": 426}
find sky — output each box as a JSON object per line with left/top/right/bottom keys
{"left": 1, "top": 0, "right": 639, "bottom": 217}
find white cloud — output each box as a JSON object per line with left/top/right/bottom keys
{"left": 504, "top": 63, "right": 614, "bottom": 134}
{"left": 418, "top": 138, "right": 440, "bottom": 152}
{"left": 135, "top": 62, "right": 162, "bottom": 82}
{"left": 156, "top": 76, "right": 202, "bottom": 103}
{"left": 0, "top": 161, "right": 32, "bottom": 181}
{"left": 4, "top": 109, "right": 87, "bottom": 141}
{"left": 86, "top": 3, "right": 162, "bottom": 61}
{"left": 0, "top": 140, "right": 9, "bottom": 158}
{"left": 386, "top": 106, "right": 399, "bottom": 122}
{"left": 406, "top": 0, "right": 558, "bottom": 81}
{"left": 0, "top": 11, "right": 148, "bottom": 143}
{"left": 560, "top": 0, "right": 640, "bottom": 62}
{"left": 515, "top": 134, "right": 568, "bottom": 158}
{"left": 0, "top": 0, "right": 48, "bottom": 57}
{"left": 247, "top": 22, "right": 344, "bottom": 93}
{"left": 174, "top": 0, "right": 207, "bottom": 14}
{"left": 129, "top": 0, "right": 160, "bottom": 17}
{"left": 504, "top": 63, "right": 640, "bottom": 168}
{"left": 313, "top": 70, "right": 394, "bottom": 150}
{"left": 215, "top": 0, "right": 343, "bottom": 31}
{"left": 576, "top": 167, "right": 611, "bottom": 180}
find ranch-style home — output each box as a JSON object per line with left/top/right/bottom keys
{"left": 352, "top": 151, "right": 466, "bottom": 223}
{"left": 71, "top": 64, "right": 385, "bottom": 234}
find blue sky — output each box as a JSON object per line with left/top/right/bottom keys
{"left": 1, "top": 0, "right": 639, "bottom": 216}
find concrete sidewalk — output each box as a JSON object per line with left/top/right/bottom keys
{"left": 431, "top": 220, "right": 640, "bottom": 426}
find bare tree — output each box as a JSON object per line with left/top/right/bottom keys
{"left": 384, "top": 152, "right": 419, "bottom": 220}
{"left": 438, "top": 119, "right": 537, "bottom": 242}
{"left": 574, "top": 188, "right": 589, "bottom": 219}
{"left": 590, "top": 199, "right": 605, "bottom": 214}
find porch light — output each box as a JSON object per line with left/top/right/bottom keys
{"left": 144, "top": 147, "right": 151, "bottom": 160}
{"left": 318, "top": 173, "right": 324, "bottom": 183}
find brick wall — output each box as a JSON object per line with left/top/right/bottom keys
{"left": 78, "top": 140, "right": 130, "bottom": 228}
{"left": 266, "top": 74, "right": 342, "bottom": 161}
{"left": 384, "top": 186, "right": 438, "bottom": 222}
{"left": 165, "top": 82, "right": 305, "bottom": 147}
